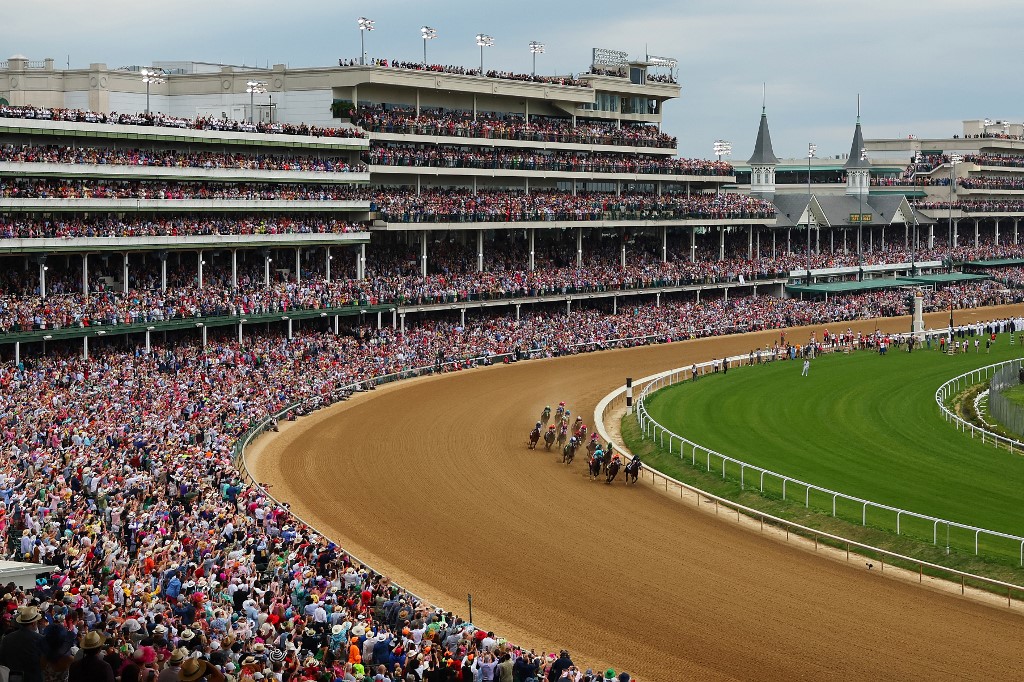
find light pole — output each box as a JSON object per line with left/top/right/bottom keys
{"left": 712, "top": 140, "right": 731, "bottom": 198}
{"left": 358, "top": 17, "right": 375, "bottom": 65}
{"left": 948, "top": 153, "right": 963, "bottom": 253}
{"left": 807, "top": 143, "right": 817, "bottom": 280}
{"left": 140, "top": 68, "right": 165, "bottom": 115}
{"left": 421, "top": 26, "right": 437, "bottom": 66}
{"left": 246, "top": 80, "right": 267, "bottom": 124}
{"left": 476, "top": 34, "right": 494, "bottom": 74}
{"left": 529, "top": 41, "right": 545, "bottom": 77}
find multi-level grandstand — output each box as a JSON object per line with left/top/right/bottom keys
{"left": 2, "top": 49, "right": 1024, "bottom": 681}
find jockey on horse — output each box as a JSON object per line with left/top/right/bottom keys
{"left": 563, "top": 436, "right": 579, "bottom": 465}
{"left": 556, "top": 422, "right": 568, "bottom": 448}
{"left": 528, "top": 421, "right": 542, "bottom": 449}
{"left": 624, "top": 455, "right": 642, "bottom": 484}
{"left": 542, "top": 405, "right": 552, "bottom": 422}
{"left": 555, "top": 401, "right": 566, "bottom": 419}
{"left": 588, "top": 447, "right": 604, "bottom": 480}
{"left": 605, "top": 453, "right": 622, "bottom": 483}
{"left": 543, "top": 424, "right": 556, "bottom": 449}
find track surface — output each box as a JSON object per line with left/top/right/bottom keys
{"left": 250, "top": 305, "right": 1024, "bottom": 681}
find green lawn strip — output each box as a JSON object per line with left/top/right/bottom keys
{"left": 620, "top": 416, "right": 1024, "bottom": 590}
{"left": 641, "top": 336, "right": 1024, "bottom": 544}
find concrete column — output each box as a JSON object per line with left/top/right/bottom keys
{"left": 786, "top": 228, "right": 791, "bottom": 254}
{"left": 145, "top": 329, "right": 151, "bottom": 353}
{"left": 904, "top": 224, "right": 909, "bottom": 249}
{"left": 231, "top": 250, "right": 238, "bottom": 289}
{"left": 460, "top": 308, "right": 466, "bottom": 326}
{"left": 37, "top": 257, "right": 47, "bottom": 298}
{"left": 566, "top": 298, "right": 571, "bottom": 315}
{"left": 476, "top": 231, "right": 484, "bottom": 272}
{"left": 82, "top": 253, "right": 89, "bottom": 295}
{"left": 202, "top": 325, "right": 208, "bottom": 347}
{"left": 620, "top": 235, "right": 626, "bottom": 269}
{"left": 420, "top": 230, "right": 428, "bottom": 276}
{"left": 334, "top": 316, "right": 339, "bottom": 334}
{"left": 360, "top": 243, "right": 366, "bottom": 280}
{"left": 528, "top": 228, "right": 535, "bottom": 271}
{"left": 929, "top": 224, "right": 934, "bottom": 249}
{"left": 995, "top": 218, "right": 1001, "bottom": 245}
{"left": 1015, "top": 218, "right": 1019, "bottom": 246}
{"left": 400, "top": 312, "right": 406, "bottom": 335}
{"left": 724, "top": 287, "right": 729, "bottom": 302}
{"left": 696, "top": 288, "right": 700, "bottom": 304}
{"left": 747, "top": 226, "right": 753, "bottom": 259}
{"left": 14, "top": 342, "right": 19, "bottom": 366}
{"left": 377, "top": 310, "right": 382, "bottom": 328}
{"left": 122, "top": 253, "right": 129, "bottom": 294}
{"left": 416, "top": 175, "right": 421, "bottom": 196}
{"left": 287, "top": 319, "right": 293, "bottom": 339}
{"left": 325, "top": 247, "right": 331, "bottom": 283}
{"left": 656, "top": 292, "right": 661, "bottom": 307}
{"left": 515, "top": 304, "right": 521, "bottom": 321}
{"left": 160, "top": 252, "right": 168, "bottom": 292}
{"left": 197, "top": 251, "right": 204, "bottom": 289}
{"left": 756, "top": 228, "right": 761, "bottom": 261}
{"left": 238, "top": 323, "right": 243, "bottom": 345}
{"left": 718, "top": 226, "right": 725, "bottom": 261}
{"left": 953, "top": 219, "right": 959, "bottom": 248}
{"left": 690, "top": 228, "right": 696, "bottom": 263}
{"left": 392, "top": 309, "right": 397, "bottom": 329}
{"left": 83, "top": 336, "right": 88, "bottom": 361}
{"left": 661, "top": 226, "right": 667, "bottom": 263}
{"left": 295, "top": 247, "right": 301, "bottom": 284}
{"left": 576, "top": 228, "right": 583, "bottom": 267}
{"left": 974, "top": 218, "right": 980, "bottom": 248}
{"left": 613, "top": 295, "right": 617, "bottom": 315}
{"left": 264, "top": 252, "right": 271, "bottom": 287}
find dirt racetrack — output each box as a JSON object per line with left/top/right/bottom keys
{"left": 249, "top": 305, "right": 1024, "bottom": 681}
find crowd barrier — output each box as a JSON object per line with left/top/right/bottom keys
{"left": 594, "top": 343, "right": 1024, "bottom": 601}
{"left": 938, "top": 358, "right": 1024, "bottom": 451}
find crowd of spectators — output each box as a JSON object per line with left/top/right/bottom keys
{"left": 0, "top": 272, "right": 1022, "bottom": 682}
{"left": 0, "top": 105, "right": 363, "bottom": 138}
{"left": 0, "top": 143, "right": 365, "bottom": 174}
{"left": 585, "top": 67, "right": 677, "bottom": 85}
{"left": 0, "top": 179, "right": 363, "bottom": 202}
{"left": 339, "top": 57, "right": 590, "bottom": 87}
{"left": 964, "top": 153, "right": 1024, "bottom": 169}
{"left": 959, "top": 176, "right": 1024, "bottom": 190}
{"left": 363, "top": 144, "right": 733, "bottom": 176}
{"left": 350, "top": 106, "right": 677, "bottom": 149}
{"left": 370, "top": 189, "right": 775, "bottom": 223}
{"left": 914, "top": 200, "right": 1024, "bottom": 213}
{"left": 0, "top": 216, "right": 366, "bottom": 239}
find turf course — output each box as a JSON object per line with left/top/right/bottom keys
{"left": 641, "top": 334, "right": 1024, "bottom": 557}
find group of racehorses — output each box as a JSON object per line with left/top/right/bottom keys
{"left": 528, "top": 402, "right": 642, "bottom": 485}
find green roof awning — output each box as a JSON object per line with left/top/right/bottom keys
{"left": 962, "top": 258, "right": 1024, "bottom": 268}
{"left": 896, "top": 273, "right": 991, "bottom": 284}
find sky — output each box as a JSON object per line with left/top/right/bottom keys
{"left": 3, "top": 0, "right": 1022, "bottom": 160}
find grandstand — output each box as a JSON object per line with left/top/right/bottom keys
{"left": 3, "top": 47, "right": 1024, "bottom": 681}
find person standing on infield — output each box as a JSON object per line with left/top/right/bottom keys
{"left": 801, "top": 358, "right": 810, "bottom": 377}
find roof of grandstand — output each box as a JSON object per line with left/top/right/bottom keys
{"left": 786, "top": 271, "right": 990, "bottom": 296}
{"left": 962, "top": 258, "right": 1024, "bottom": 267}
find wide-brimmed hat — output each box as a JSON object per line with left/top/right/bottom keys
{"left": 179, "top": 629, "right": 196, "bottom": 642}
{"left": 179, "top": 658, "right": 209, "bottom": 682}
{"left": 80, "top": 631, "right": 107, "bottom": 651}
{"left": 331, "top": 625, "right": 344, "bottom": 636}
{"left": 15, "top": 606, "right": 42, "bottom": 625}
{"left": 168, "top": 649, "right": 188, "bottom": 666}
{"left": 268, "top": 649, "right": 285, "bottom": 664}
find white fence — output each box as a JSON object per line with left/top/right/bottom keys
{"left": 628, "top": 351, "right": 1024, "bottom": 567}
{"left": 936, "top": 358, "right": 1024, "bottom": 453}
{"left": 594, "top": 370, "right": 1024, "bottom": 605}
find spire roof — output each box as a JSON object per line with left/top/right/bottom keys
{"left": 844, "top": 116, "right": 871, "bottom": 169}
{"left": 747, "top": 107, "right": 780, "bottom": 166}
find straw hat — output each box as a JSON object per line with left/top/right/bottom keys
{"left": 179, "top": 658, "right": 209, "bottom": 682}
{"left": 16, "top": 606, "right": 42, "bottom": 625}
{"left": 168, "top": 649, "right": 188, "bottom": 666}
{"left": 80, "top": 631, "right": 107, "bottom": 651}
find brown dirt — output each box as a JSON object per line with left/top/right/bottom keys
{"left": 248, "top": 305, "right": 1024, "bottom": 681}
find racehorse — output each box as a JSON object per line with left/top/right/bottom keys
{"left": 543, "top": 428, "right": 556, "bottom": 450}
{"left": 562, "top": 437, "right": 578, "bottom": 465}
{"left": 624, "top": 456, "right": 642, "bottom": 484}
{"left": 588, "top": 451, "right": 603, "bottom": 480}
{"left": 555, "top": 402, "right": 565, "bottom": 419}
{"left": 556, "top": 425, "right": 568, "bottom": 449}
{"left": 542, "top": 406, "right": 552, "bottom": 422}
{"left": 585, "top": 439, "right": 598, "bottom": 459}
{"left": 605, "top": 457, "right": 621, "bottom": 484}
{"left": 528, "top": 427, "right": 541, "bottom": 450}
